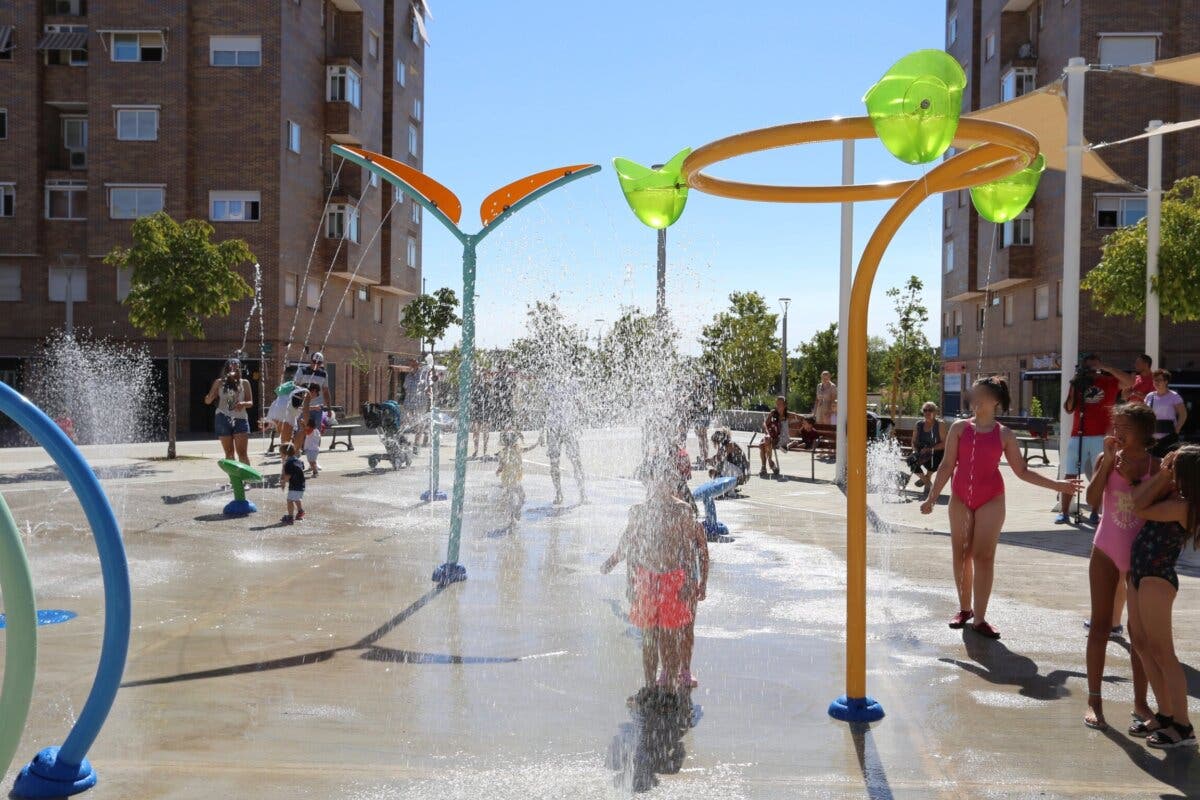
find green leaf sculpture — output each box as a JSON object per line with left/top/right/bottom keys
{"left": 613, "top": 147, "right": 692, "bottom": 229}
{"left": 970, "top": 153, "right": 1045, "bottom": 223}
{"left": 864, "top": 50, "right": 967, "bottom": 165}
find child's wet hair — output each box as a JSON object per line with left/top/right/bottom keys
{"left": 1111, "top": 403, "right": 1156, "bottom": 446}
{"left": 282, "top": 443, "right": 296, "bottom": 457}
{"left": 972, "top": 375, "right": 1010, "bottom": 413}
{"left": 1172, "top": 445, "right": 1200, "bottom": 549}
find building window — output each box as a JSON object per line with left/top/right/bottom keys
{"left": 284, "top": 272, "right": 299, "bottom": 307}
{"left": 944, "top": 207, "right": 952, "bottom": 229}
{"left": 108, "top": 185, "right": 163, "bottom": 219}
{"left": 1096, "top": 194, "right": 1147, "bottom": 228}
{"left": 41, "top": 25, "right": 88, "bottom": 67}
{"left": 110, "top": 32, "right": 164, "bottom": 63}
{"left": 412, "top": 98, "right": 422, "bottom": 122}
{"left": 975, "top": 303, "right": 985, "bottom": 332}
{"left": 1098, "top": 34, "right": 1157, "bottom": 67}
{"left": 326, "top": 204, "right": 359, "bottom": 242}
{"left": 1001, "top": 67, "right": 1036, "bottom": 103}
{"left": 0, "top": 265, "right": 19, "bottom": 301}
{"left": 410, "top": 203, "right": 420, "bottom": 225}
{"left": 62, "top": 115, "right": 87, "bottom": 169}
{"left": 48, "top": 266, "right": 87, "bottom": 302}
{"left": 287, "top": 120, "right": 301, "bottom": 153}
{"left": 985, "top": 33, "right": 995, "bottom": 61}
{"left": 115, "top": 107, "right": 158, "bottom": 141}
{"left": 407, "top": 235, "right": 417, "bottom": 267}
{"left": 944, "top": 239, "right": 955, "bottom": 273}
{"left": 305, "top": 276, "right": 320, "bottom": 310}
{"left": 344, "top": 290, "right": 355, "bottom": 318}
{"left": 372, "top": 294, "right": 383, "bottom": 323}
{"left": 0, "top": 109, "right": 6, "bottom": 139}
{"left": 368, "top": 170, "right": 379, "bottom": 188}
{"left": 1056, "top": 279, "right": 1062, "bottom": 316}
{"left": 408, "top": 123, "right": 419, "bottom": 156}
{"left": 46, "top": 181, "right": 86, "bottom": 220}
{"left": 116, "top": 268, "right": 132, "bottom": 302}
{"left": 210, "top": 35, "right": 261, "bottom": 67}
{"left": 327, "top": 65, "right": 361, "bottom": 108}
{"left": 1002, "top": 210, "right": 1033, "bottom": 247}
{"left": 1003, "top": 294, "right": 1014, "bottom": 326}
{"left": 958, "top": 189, "right": 967, "bottom": 208}
{"left": 953, "top": 308, "right": 962, "bottom": 336}
{"left": 210, "top": 190, "right": 260, "bottom": 222}
{"left": 368, "top": 31, "right": 379, "bottom": 58}
{"left": 0, "top": 184, "right": 13, "bottom": 217}
{"left": 942, "top": 312, "right": 949, "bottom": 338}
{"left": 396, "top": 58, "right": 405, "bottom": 86}
{"left": 0, "top": 28, "right": 14, "bottom": 62}
{"left": 1034, "top": 284, "right": 1050, "bottom": 320}
{"left": 948, "top": 12, "right": 957, "bottom": 45}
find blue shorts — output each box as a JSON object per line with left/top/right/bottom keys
{"left": 215, "top": 414, "right": 250, "bottom": 437}
{"left": 1062, "top": 435, "right": 1104, "bottom": 479}
{"left": 308, "top": 408, "right": 325, "bottom": 428}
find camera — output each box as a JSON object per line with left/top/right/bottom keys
{"left": 1071, "top": 363, "right": 1094, "bottom": 390}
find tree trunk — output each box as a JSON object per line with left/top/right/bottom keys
{"left": 167, "top": 334, "right": 177, "bottom": 459}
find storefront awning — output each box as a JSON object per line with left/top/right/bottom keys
{"left": 36, "top": 31, "right": 88, "bottom": 51}
{"left": 960, "top": 82, "right": 1129, "bottom": 185}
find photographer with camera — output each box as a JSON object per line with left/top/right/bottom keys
{"left": 1058, "top": 354, "right": 1133, "bottom": 525}
{"left": 204, "top": 357, "right": 254, "bottom": 464}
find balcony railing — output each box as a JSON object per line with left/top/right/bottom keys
{"left": 44, "top": 0, "right": 87, "bottom": 16}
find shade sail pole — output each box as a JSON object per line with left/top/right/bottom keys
{"left": 835, "top": 139, "right": 853, "bottom": 485}
{"left": 1058, "top": 58, "right": 1086, "bottom": 460}
{"left": 1146, "top": 119, "right": 1163, "bottom": 367}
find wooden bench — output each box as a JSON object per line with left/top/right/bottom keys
{"left": 807, "top": 423, "right": 837, "bottom": 480}
{"left": 264, "top": 422, "right": 355, "bottom": 453}
{"left": 997, "top": 415, "right": 1052, "bottom": 465}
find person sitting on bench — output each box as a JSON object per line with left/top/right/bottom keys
{"left": 907, "top": 401, "right": 947, "bottom": 492}
{"left": 794, "top": 416, "right": 819, "bottom": 450}
{"left": 759, "top": 396, "right": 802, "bottom": 477}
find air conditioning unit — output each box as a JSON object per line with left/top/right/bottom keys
{"left": 1017, "top": 42, "right": 1036, "bottom": 59}
{"left": 68, "top": 150, "right": 86, "bottom": 169}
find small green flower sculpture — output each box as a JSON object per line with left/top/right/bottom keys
{"left": 970, "top": 152, "right": 1045, "bottom": 223}
{"left": 613, "top": 147, "right": 692, "bottom": 229}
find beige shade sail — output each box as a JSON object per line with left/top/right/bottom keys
{"left": 958, "top": 81, "right": 1129, "bottom": 185}
{"left": 1120, "top": 52, "right": 1200, "bottom": 86}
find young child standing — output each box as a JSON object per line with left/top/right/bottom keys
{"left": 602, "top": 453, "right": 708, "bottom": 695}
{"left": 280, "top": 443, "right": 306, "bottom": 524}
{"left": 1126, "top": 446, "right": 1200, "bottom": 748}
{"left": 496, "top": 428, "right": 535, "bottom": 529}
{"left": 303, "top": 420, "right": 322, "bottom": 477}
{"left": 920, "top": 376, "right": 1081, "bottom": 639}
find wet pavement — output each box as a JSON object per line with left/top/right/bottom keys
{"left": 2, "top": 429, "right": 1199, "bottom": 798}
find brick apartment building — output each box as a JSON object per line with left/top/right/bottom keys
{"left": 941, "top": 0, "right": 1200, "bottom": 415}
{"left": 0, "top": 0, "right": 428, "bottom": 433}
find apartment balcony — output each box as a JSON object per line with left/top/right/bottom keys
{"left": 324, "top": 168, "right": 361, "bottom": 204}
{"left": 325, "top": 101, "right": 363, "bottom": 146}
{"left": 42, "top": 67, "right": 87, "bottom": 106}
{"left": 977, "top": 243, "right": 1034, "bottom": 292}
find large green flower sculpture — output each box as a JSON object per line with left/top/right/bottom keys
{"left": 864, "top": 50, "right": 967, "bottom": 165}
{"left": 970, "top": 152, "right": 1045, "bottom": 223}
{"left": 613, "top": 147, "right": 692, "bottom": 229}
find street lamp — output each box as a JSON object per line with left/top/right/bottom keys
{"left": 593, "top": 318, "right": 604, "bottom": 349}
{"left": 779, "top": 298, "right": 791, "bottom": 399}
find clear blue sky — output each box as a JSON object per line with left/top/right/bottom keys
{"left": 420, "top": 1, "right": 945, "bottom": 354}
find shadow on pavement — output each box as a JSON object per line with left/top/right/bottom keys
{"left": 849, "top": 721, "right": 895, "bottom": 800}
{"left": 940, "top": 632, "right": 1086, "bottom": 700}
{"left": 606, "top": 688, "right": 692, "bottom": 793}
{"left": 1112, "top": 637, "right": 1200, "bottom": 701}
{"left": 0, "top": 461, "right": 164, "bottom": 485}
{"left": 1101, "top": 725, "right": 1200, "bottom": 799}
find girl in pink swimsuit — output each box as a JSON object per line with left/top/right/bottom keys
{"left": 922, "top": 377, "right": 1081, "bottom": 639}
{"left": 1083, "top": 403, "right": 1157, "bottom": 731}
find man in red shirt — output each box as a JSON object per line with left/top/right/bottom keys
{"left": 1059, "top": 353, "right": 1132, "bottom": 525}
{"left": 1127, "top": 353, "right": 1155, "bottom": 404}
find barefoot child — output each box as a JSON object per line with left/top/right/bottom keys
{"left": 280, "top": 443, "right": 306, "bottom": 524}
{"left": 1126, "top": 446, "right": 1200, "bottom": 748}
{"left": 602, "top": 453, "right": 707, "bottom": 693}
{"left": 496, "top": 428, "right": 536, "bottom": 529}
{"left": 303, "top": 420, "right": 322, "bottom": 477}
{"left": 920, "top": 376, "right": 1081, "bottom": 639}
{"left": 1083, "top": 404, "right": 1156, "bottom": 730}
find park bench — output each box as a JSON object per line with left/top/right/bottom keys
{"left": 997, "top": 416, "right": 1052, "bottom": 465}
{"left": 806, "top": 423, "right": 838, "bottom": 480}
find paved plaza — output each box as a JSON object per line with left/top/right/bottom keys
{"left": 2, "top": 429, "right": 1200, "bottom": 798}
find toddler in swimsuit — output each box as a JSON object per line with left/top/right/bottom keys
{"left": 1125, "top": 446, "right": 1200, "bottom": 748}
{"left": 921, "top": 376, "right": 1080, "bottom": 640}
{"left": 602, "top": 450, "right": 708, "bottom": 695}
{"left": 1082, "top": 403, "right": 1157, "bottom": 731}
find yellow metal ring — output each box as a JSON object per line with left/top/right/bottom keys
{"left": 681, "top": 116, "right": 1039, "bottom": 203}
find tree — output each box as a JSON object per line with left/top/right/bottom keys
{"left": 791, "top": 323, "right": 838, "bottom": 412}
{"left": 399, "top": 287, "right": 462, "bottom": 356}
{"left": 882, "top": 275, "right": 939, "bottom": 415}
{"left": 699, "top": 291, "right": 779, "bottom": 408}
{"left": 104, "top": 212, "right": 254, "bottom": 458}
{"left": 596, "top": 305, "right": 688, "bottom": 422}
{"left": 1083, "top": 176, "right": 1200, "bottom": 321}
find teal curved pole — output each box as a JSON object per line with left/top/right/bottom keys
{"left": 0, "top": 491, "right": 37, "bottom": 784}
{"left": 329, "top": 144, "right": 600, "bottom": 583}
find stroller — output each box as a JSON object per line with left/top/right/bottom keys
{"left": 361, "top": 401, "right": 414, "bottom": 470}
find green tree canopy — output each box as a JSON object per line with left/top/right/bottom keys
{"left": 104, "top": 212, "right": 255, "bottom": 457}
{"left": 788, "top": 326, "right": 887, "bottom": 413}
{"left": 1083, "top": 176, "right": 1200, "bottom": 321}
{"left": 699, "top": 291, "right": 779, "bottom": 408}
{"left": 400, "top": 287, "right": 462, "bottom": 355}
{"left": 882, "top": 275, "right": 939, "bottom": 415}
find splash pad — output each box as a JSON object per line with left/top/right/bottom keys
{"left": 625, "top": 50, "right": 1042, "bottom": 722}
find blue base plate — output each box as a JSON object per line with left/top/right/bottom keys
{"left": 702, "top": 519, "right": 729, "bottom": 541}
{"left": 828, "top": 695, "right": 885, "bottom": 722}
{"left": 223, "top": 499, "right": 258, "bottom": 516}
{"left": 13, "top": 747, "right": 97, "bottom": 798}
{"left": 420, "top": 490, "right": 448, "bottom": 502}
{"left": 432, "top": 562, "right": 467, "bottom": 586}
{"left": 0, "top": 609, "right": 76, "bottom": 628}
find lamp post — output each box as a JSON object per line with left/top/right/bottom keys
{"left": 593, "top": 318, "right": 604, "bottom": 349}
{"left": 779, "top": 297, "right": 791, "bottom": 399}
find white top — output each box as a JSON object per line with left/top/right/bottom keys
{"left": 304, "top": 428, "right": 321, "bottom": 452}
{"left": 216, "top": 380, "right": 250, "bottom": 421}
